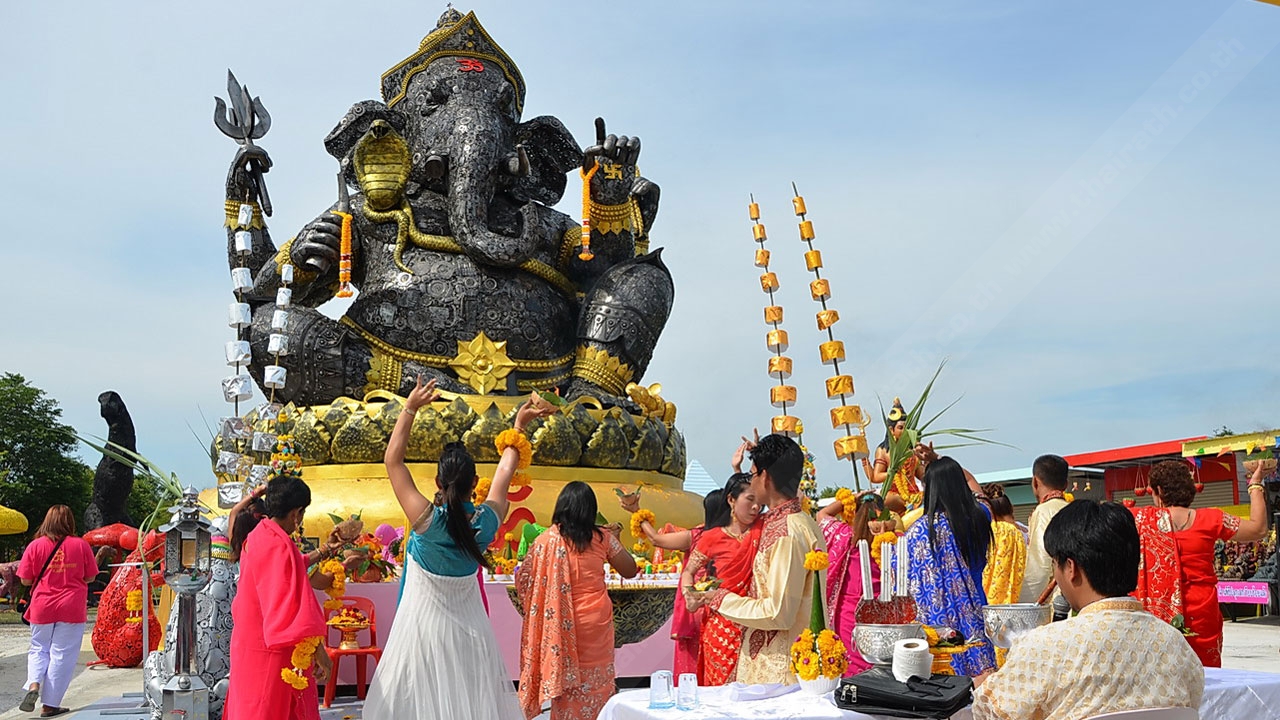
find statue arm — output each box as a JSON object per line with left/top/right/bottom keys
{"left": 247, "top": 203, "right": 364, "bottom": 308}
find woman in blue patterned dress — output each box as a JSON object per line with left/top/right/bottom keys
{"left": 900, "top": 454, "right": 995, "bottom": 675}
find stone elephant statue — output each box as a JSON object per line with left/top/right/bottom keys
{"left": 223, "top": 8, "right": 672, "bottom": 410}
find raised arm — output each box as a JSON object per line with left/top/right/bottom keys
{"left": 1233, "top": 463, "right": 1270, "bottom": 543}
{"left": 484, "top": 398, "right": 556, "bottom": 519}
{"left": 618, "top": 491, "right": 692, "bottom": 551}
{"left": 385, "top": 376, "right": 440, "bottom": 523}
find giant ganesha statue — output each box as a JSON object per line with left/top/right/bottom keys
{"left": 205, "top": 9, "right": 702, "bottom": 541}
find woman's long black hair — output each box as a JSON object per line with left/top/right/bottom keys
{"left": 438, "top": 442, "right": 488, "bottom": 568}
{"left": 708, "top": 472, "right": 753, "bottom": 529}
{"left": 921, "top": 457, "right": 992, "bottom": 573}
{"left": 553, "top": 481, "right": 601, "bottom": 553}
{"left": 701, "top": 489, "right": 728, "bottom": 529}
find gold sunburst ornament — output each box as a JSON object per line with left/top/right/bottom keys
{"left": 450, "top": 332, "right": 518, "bottom": 394}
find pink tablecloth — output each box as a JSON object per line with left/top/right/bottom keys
{"left": 318, "top": 579, "right": 674, "bottom": 684}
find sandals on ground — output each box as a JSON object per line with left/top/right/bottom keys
{"left": 40, "top": 707, "right": 70, "bottom": 718}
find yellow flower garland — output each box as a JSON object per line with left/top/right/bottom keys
{"left": 630, "top": 509, "right": 656, "bottom": 539}
{"left": 281, "top": 636, "right": 321, "bottom": 690}
{"left": 803, "top": 550, "right": 830, "bottom": 572}
{"left": 869, "top": 531, "right": 898, "bottom": 568}
{"left": 472, "top": 476, "right": 493, "bottom": 505}
{"left": 495, "top": 429, "right": 533, "bottom": 470}
{"left": 319, "top": 558, "right": 346, "bottom": 612}
{"left": 834, "top": 488, "right": 858, "bottom": 525}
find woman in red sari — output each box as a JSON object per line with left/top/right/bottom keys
{"left": 623, "top": 489, "right": 726, "bottom": 677}
{"left": 680, "top": 473, "right": 762, "bottom": 686}
{"left": 1131, "top": 459, "right": 1268, "bottom": 666}
{"left": 226, "top": 475, "right": 332, "bottom": 720}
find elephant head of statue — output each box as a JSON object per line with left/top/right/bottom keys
{"left": 324, "top": 9, "right": 583, "bottom": 267}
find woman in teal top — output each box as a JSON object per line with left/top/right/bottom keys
{"left": 362, "top": 377, "right": 551, "bottom": 720}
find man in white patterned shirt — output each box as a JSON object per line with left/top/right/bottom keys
{"left": 973, "top": 500, "right": 1203, "bottom": 720}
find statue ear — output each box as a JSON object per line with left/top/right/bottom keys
{"left": 512, "top": 116, "right": 583, "bottom": 206}
{"left": 324, "top": 101, "right": 408, "bottom": 185}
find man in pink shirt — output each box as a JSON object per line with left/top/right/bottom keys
{"left": 18, "top": 505, "right": 97, "bottom": 717}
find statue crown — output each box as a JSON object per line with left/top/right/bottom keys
{"left": 381, "top": 9, "right": 527, "bottom": 115}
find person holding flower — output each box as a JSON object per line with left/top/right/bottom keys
{"left": 225, "top": 476, "right": 331, "bottom": 720}
{"left": 814, "top": 489, "right": 884, "bottom": 675}
{"left": 687, "top": 434, "right": 825, "bottom": 685}
{"left": 622, "top": 487, "right": 727, "bottom": 678}
{"left": 679, "top": 473, "right": 761, "bottom": 685}
{"left": 518, "top": 481, "right": 638, "bottom": 719}
{"left": 361, "top": 378, "right": 552, "bottom": 720}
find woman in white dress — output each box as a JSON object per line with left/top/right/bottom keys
{"left": 361, "top": 377, "right": 551, "bottom": 720}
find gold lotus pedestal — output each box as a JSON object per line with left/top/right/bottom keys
{"left": 201, "top": 391, "right": 705, "bottom": 545}
{"left": 329, "top": 622, "right": 370, "bottom": 650}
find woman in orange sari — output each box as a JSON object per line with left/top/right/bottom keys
{"left": 517, "top": 482, "right": 638, "bottom": 720}
{"left": 1131, "top": 460, "right": 1268, "bottom": 666}
{"left": 680, "top": 473, "right": 762, "bottom": 686}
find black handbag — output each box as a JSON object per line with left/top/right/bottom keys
{"left": 835, "top": 667, "right": 973, "bottom": 719}
{"left": 19, "top": 537, "right": 67, "bottom": 626}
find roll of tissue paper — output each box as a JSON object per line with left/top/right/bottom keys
{"left": 271, "top": 309, "right": 289, "bottom": 332}
{"left": 280, "top": 264, "right": 295, "bottom": 284}
{"left": 892, "top": 638, "right": 932, "bottom": 683}
{"left": 276, "top": 287, "right": 292, "bottom": 308}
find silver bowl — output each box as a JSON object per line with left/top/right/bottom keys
{"left": 853, "top": 623, "right": 924, "bottom": 666}
{"left": 981, "top": 603, "right": 1052, "bottom": 648}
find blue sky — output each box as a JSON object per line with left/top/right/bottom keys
{"left": 2, "top": 1, "right": 1277, "bottom": 492}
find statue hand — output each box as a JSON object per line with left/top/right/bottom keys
{"left": 226, "top": 144, "right": 272, "bottom": 199}
{"left": 290, "top": 212, "right": 344, "bottom": 274}
{"left": 584, "top": 117, "right": 641, "bottom": 206}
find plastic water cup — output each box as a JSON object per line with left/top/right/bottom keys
{"left": 677, "top": 673, "right": 698, "bottom": 710}
{"left": 649, "top": 670, "right": 675, "bottom": 709}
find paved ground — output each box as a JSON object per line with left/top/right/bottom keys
{"left": 0, "top": 613, "right": 1277, "bottom": 718}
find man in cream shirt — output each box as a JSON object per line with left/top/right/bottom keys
{"left": 1018, "top": 454, "right": 1069, "bottom": 614}
{"left": 973, "top": 500, "right": 1203, "bottom": 719}
{"left": 692, "top": 434, "right": 825, "bottom": 684}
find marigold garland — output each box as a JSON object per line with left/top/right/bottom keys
{"left": 803, "top": 550, "right": 830, "bottom": 572}
{"left": 630, "top": 509, "right": 656, "bottom": 539}
{"left": 319, "top": 558, "right": 346, "bottom": 611}
{"left": 870, "top": 531, "right": 898, "bottom": 568}
{"left": 472, "top": 476, "right": 493, "bottom": 505}
{"left": 510, "top": 472, "right": 531, "bottom": 488}
{"left": 495, "top": 429, "right": 533, "bottom": 470}
{"left": 834, "top": 488, "right": 858, "bottom": 525}
{"left": 281, "top": 636, "right": 321, "bottom": 690}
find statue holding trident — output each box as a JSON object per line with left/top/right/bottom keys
{"left": 215, "top": 8, "right": 671, "bottom": 409}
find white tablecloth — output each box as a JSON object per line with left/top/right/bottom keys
{"left": 600, "top": 668, "right": 1280, "bottom": 720}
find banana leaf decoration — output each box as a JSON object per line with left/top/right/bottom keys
{"left": 877, "top": 360, "right": 1015, "bottom": 500}
{"left": 76, "top": 434, "right": 196, "bottom": 535}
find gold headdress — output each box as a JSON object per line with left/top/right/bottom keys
{"left": 380, "top": 9, "right": 527, "bottom": 115}
{"left": 886, "top": 397, "right": 907, "bottom": 425}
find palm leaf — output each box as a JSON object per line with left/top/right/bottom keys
{"left": 76, "top": 433, "right": 192, "bottom": 535}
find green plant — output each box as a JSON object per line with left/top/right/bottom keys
{"left": 877, "top": 360, "right": 1014, "bottom": 499}
{"left": 75, "top": 435, "right": 190, "bottom": 535}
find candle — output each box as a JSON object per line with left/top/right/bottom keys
{"left": 858, "top": 539, "right": 873, "bottom": 599}
{"left": 879, "top": 539, "right": 890, "bottom": 602}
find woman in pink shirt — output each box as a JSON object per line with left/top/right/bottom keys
{"left": 17, "top": 505, "right": 97, "bottom": 717}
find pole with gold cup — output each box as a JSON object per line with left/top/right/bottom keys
{"left": 749, "top": 197, "right": 803, "bottom": 440}
{"left": 789, "top": 185, "right": 870, "bottom": 489}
